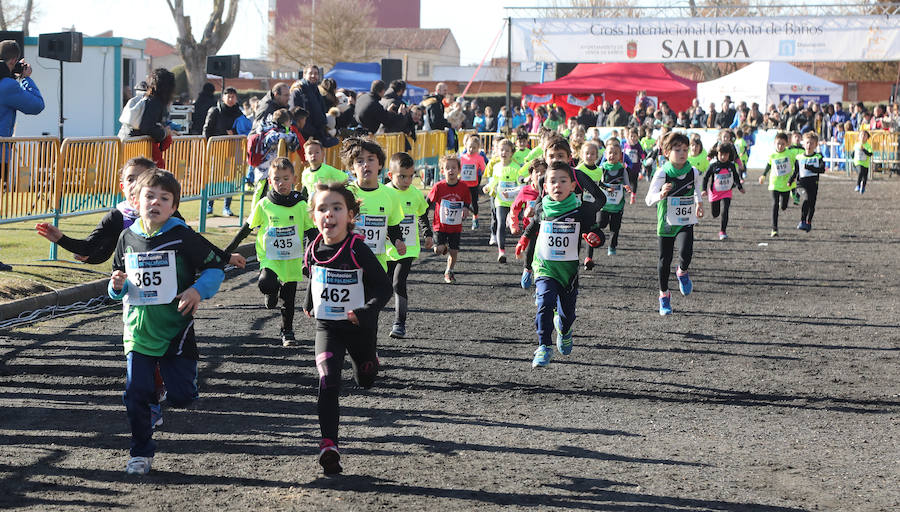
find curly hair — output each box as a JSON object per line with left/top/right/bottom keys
{"left": 148, "top": 68, "right": 175, "bottom": 106}
{"left": 340, "top": 137, "right": 386, "bottom": 168}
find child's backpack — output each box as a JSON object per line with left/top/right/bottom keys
{"left": 247, "top": 130, "right": 268, "bottom": 167}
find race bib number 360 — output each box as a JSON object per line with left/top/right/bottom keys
{"left": 310, "top": 266, "right": 365, "bottom": 320}
{"left": 353, "top": 215, "right": 387, "bottom": 254}
{"left": 666, "top": 197, "right": 698, "bottom": 226}
{"left": 124, "top": 250, "right": 177, "bottom": 306}
{"left": 537, "top": 221, "right": 580, "bottom": 261}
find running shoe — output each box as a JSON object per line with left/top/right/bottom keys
{"left": 281, "top": 329, "right": 297, "bottom": 347}
{"left": 607, "top": 247, "right": 616, "bottom": 256}
{"left": 792, "top": 191, "right": 800, "bottom": 205}
{"left": 854, "top": 185, "right": 860, "bottom": 192}
{"left": 860, "top": 186, "right": 865, "bottom": 195}
{"left": 553, "top": 313, "right": 573, "bottom": 355}
{"left": 125, "top": 456, "right": 153, "bottom": 475}
{"left": 796, "top": 222, "right": 807, "bottom": 231}
{"left": 150, "top": 403, "right": 163, "bottom": 430}
{"left": 318, "top": 439, "right": 343, "bottom": 475}
{"left": 206, "top": 204, "right": 213, "bottom": 215}
{"left": 718, "top": 231, "right": 728, "bottom": 240}
{"left": 222, "top": 207, "right": 235, "bottom": 217}
{"left": 804, "top": 222, "right": 812, "bottom": 232}
{"left": 583, "top": 257, "right": 594, "bottom": 270}
{"left": 676, "top": 269, "right": 693, "bottom": 296}
{"left": 521, "top": 269, "right": 533, "bottom": 289}
{"left": 770, "top": 230, "right": 778, "bottom": 238}
{"left": 659, "top": 293, "right": 673, "bottom": 316}
{"left": 629, "top": 193, "right": 636, "bottom": 205}
{"left": 390, "top": 323, "right": 406, "bottom": 339}
{"left": 498, "top": 251, "right": 507, "bottom": 264}
{"left": 532, "top": 345, "right": 552, "bottom": 368}
{"left": 443, "top": 272, "right": 456, "bottom": 284}
{"left": 471, "top": 217, "right": 479, "bottom": 230}
{"left": 265, "top": 292, "right": 278, "bottom": 310}
{"left": 488, "top": 235, "right": 496, "bottom": 246}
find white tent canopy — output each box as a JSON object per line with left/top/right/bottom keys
{"left": 697, "top": 62, "right": 843, "bottom": 111}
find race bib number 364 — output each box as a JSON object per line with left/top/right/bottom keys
{"left": 124, "top": 250, "right": 177, "bottom": 306}
{"left": 666, "top": 197, "right": 698, "bottom": 226}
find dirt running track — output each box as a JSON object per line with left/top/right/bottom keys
{"left": 1, "top": 172, "right": 899, "bottom": 511}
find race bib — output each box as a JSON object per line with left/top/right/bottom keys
{"left": 854, "top": 148, "right": 866, "bottom": 162}
{"left": 582, "top": 190, "right": 595, "bottom": 203}
{"left": 310, "top": 266, "right": 365, "bottom": 321}
{"left": 713, "top": 173, "right": 733, "bottom": 192}
{"left": 124, "top": 250, "right": 177, "bottom": 306}
{"left": 264, "top": 225, "right": 301, "bottom": 260}
{"left": 460, "top": 164, "right": 477, "bottom": 182}
{"left": 604, "top": 185, "right": 623, "bottom": 204}
{"left": 799, "top": 157, "right": 821, "bottom": 178}
{"left": 627, "top": 149, "right": 639, "bottom": 163}
{"left": 774, "top": 157, "right": 791, "bottom": 176}
{"left": 399, "top": 214, "right": 417, "bottom": 246}
{"left": 666, "top": 196, "right": 698, "bottom": 226}
{"left": 497, "top": 181, "right": 521, "bottom": 202}
{"left": 657, "top": 155, "right": 667, "bottom": 167}
{"left": 353, "top": 215, "right": 386, "bottom": 254}
{"left": 440, "top": 200, "right": 464, "bottom": 226}
{"left": 526, "top": 200, "right": 537, "bottom": 209}
{"left": 537, "top": 221, "right": 580, "bottom": 261}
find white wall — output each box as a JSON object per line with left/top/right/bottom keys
{"left": 14, "top": 43, "right": 147, "bottom": 138}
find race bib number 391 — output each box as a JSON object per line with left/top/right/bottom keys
{"left": 124, "top": 250, "right": 177, "bottom": 306}
{"left": 353, "top": 215, "right": 387, "bottom": 254}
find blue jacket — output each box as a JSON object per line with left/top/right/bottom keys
{"left": 0, "top": 77, "right": 44, "bottom": 137}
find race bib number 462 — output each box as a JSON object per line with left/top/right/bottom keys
{"left": 124, "top": 250, "right": 178, "bottom": 306}
{"left": 310, "top": 266, "right": 365, "bottom": 320}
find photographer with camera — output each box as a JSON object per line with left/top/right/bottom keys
{"left": 0, "top": 39, "right": 45, "bottom": 271}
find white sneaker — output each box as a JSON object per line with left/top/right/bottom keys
{"left": 488, "top": 236, "right": 497, "bottom": 246}
{"left": 125, "top": 456, "right": 153, "bottom": 475}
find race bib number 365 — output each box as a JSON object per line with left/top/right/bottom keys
{"left": 537, "top": 221, "right": 580, "bottom": 261}
{"left": 310, "top": 266, "right": 365, "bottom": 320}
{"left": 124, "top": 250, "right": 177, "bottom": 306}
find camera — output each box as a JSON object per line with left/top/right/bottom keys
{"left": 11, "top": 60, "right": 23, "bottom": 77}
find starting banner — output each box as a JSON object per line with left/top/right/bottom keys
{"left": 511, "top": 16, "right": 900, "bottom": 62}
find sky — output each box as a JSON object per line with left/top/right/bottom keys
{"left": 27, "top": 0, "right": 547, "bottom": 66}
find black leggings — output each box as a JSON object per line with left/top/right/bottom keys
{"left": 495, "top": 205, "right": 510, "bottom": 250}
{"left": 588, "top": 210, "right": 623, "bottom": 259}
{"left": 657, "top": 226, "right": 693, "bottom": 292}
{"left": 856, "top": 165, "right": 869, "bottom": 189}
{"left": 258, "top": 268, "right": 297, "bottom": 331}
{"left": 711, "top": 197, "right": 731, "bottom": 233}
{"left": 799, "top": 177, "right": 818, "bottom": 224}
{"left": 627, "top": 168, "right": 640, "bottom": 196}
{"left": 386, "top": 257, "right": 413, "bottom": 325}
{"left": 771, "top": 191, "right": 789, "bottom": 230}
{"left": 468, "top": 186, "right": 480, "bottom": 217}
{"left": 315, "top": 321, "right": 379, "bottom": 443}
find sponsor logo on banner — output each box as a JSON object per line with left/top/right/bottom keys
{"left": 779, "top": 40, "right": 796, "bottom": 57}
{"left": 627, "top": 40, "right": 637, "bottom": 58}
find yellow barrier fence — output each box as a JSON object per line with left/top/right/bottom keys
{"left": 0, "top": 136, "right": 60, "bottom": 223}
{"left": 121, "top": 136, "right": 154, "bottom": 162}
{"left": 57, "top": 137, "right": 122, "bottom": 216}
{"left": 166, "top": 135, "right": 207, "bottom": 198}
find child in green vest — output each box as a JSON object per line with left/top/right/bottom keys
{"left": 645, "top": 132, "right": 704, "bottom": 316}
{"left": 853, "top": 130, "right": 872, "bottom": 194}
{"left": 758, "top": 132, "right": 799, "bottom": 237}
{"left": 302, "top": 138, "right": 348, "bottom": 199}
{"left": 596, "top": 139, "right": 633, "bottom": 257}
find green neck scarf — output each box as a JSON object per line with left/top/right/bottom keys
{"left": 542, "top": 192, "right": 579, "bottom": 218}
{"left": 663, "top": 160, "right": 693, "bottom": 178}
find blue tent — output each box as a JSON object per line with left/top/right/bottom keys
{"left": 324, "top": 62, "right": 426, "bottom": 105}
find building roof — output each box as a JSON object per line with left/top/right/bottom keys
{"left": 144, "top": 37, "right": 176, "bottom": 58}
{"left": 371, "top": 28, "right": 451, "bottom": 51}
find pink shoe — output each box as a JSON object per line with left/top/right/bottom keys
{"left": 318, "top": 438, "right": 343, "bottom": 475}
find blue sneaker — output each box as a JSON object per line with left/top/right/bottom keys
{"left": 150, "top": 403, "right": 163, "bottom": 430}
{"left": 553, "top": 313, "right": 573, "bottom": 355}
{"left": 659, "top": 293, "right": 673, "bottom": 316}
{"left": 676, "top": 270, "right": 693, "bottom": 296}
{"left": 471, "top": 217, "right": 479, "bottom": 230}
{"left": 222, "top": 207, "right": 234, "bottom": 217}
{"left": 521, "top": 269, "right": 533, "bottom": 289}
{"left": 607, "top": 247, "right": 616, "bottom": 256}
{"left": 206, "top": 204, "right": 214, "bottom": 215}
{"left": 532, "top": 345, "right": 552, "bottom": 368}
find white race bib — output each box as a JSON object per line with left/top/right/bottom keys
{"left": 310, "top": 266, "right": 365, "bottom": 321}
{"left": 353, "top": 215, "right": 387, "bottom": 254}
{"left": 537, "top": 221, "right": 580, "bottom": 261}
{"left": 666, "top": 196, "right": 698, "bottom": 226}
{"left": 774, "top": 157, "right": 791, "bottom": 176}
{"left": 854, "top": 147, "right": 866, "bottom": 162}
{"left": 399, "top": 214, "right": 417, "bottom": 246}
{"left": 440, "top": 200, "right": 464, "bottom": 226}
{"left": 604, "top": 185, "right": 623, "bottom": 204}
{"left": 460, "top": 163, "right": 477, "bottom": 182}
{"left": 713, "top": 173, "right": 733, "bottom": 192}
{"left": 264, "top": 226, "right": 301, "bottom": 260}
{"left": 799, "top": 156, "right": 821, "bottom": 178}
{"left": 124, "top": 250, "right": 178, "bottom": 306}
{"left": 627, "top": 149, "right": 639, "bottom": 163}
{"left": 582, "top": 190, "right": 596, "bottom": 203}
{"left": 497, "top": 181, "right": 521, "bottom": 202}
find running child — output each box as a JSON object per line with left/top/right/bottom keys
{"left": 225, "top": 157, "right": 317, "bottom": 346}
{"left": 645, "top": 132, "right": 704, "bottom": 316}
{"left": 794, "top": 131, "right": 825, "bottom": 231}
{"left": 758, "top": 132, "right": 798, "bottom": 237}
{"left": 301, "top": 138, "right": 348, "bottom": 199}
{"left": 108, "top": 169, "right": 226, "bottom": 475}
{"left": 459, "top": 133, "right": 487, "bottom": 230}
{"left": 574, "top": 140, "right": 604, "bottom": 269}
{"left": 595, "top": 140, "right": 633, "bottom": 260}
{"left": 483, "top": 138, "right": 524, "bottom": 263}
{"left": 786, "top": 131, "right": 803, "bottom": 204}
{"left": 514, "top": 161, "right": 605, "bottom": 367}
{"left": 642, "top": 126, "right": 671, "bottom": 179}
{"left": 512, "top": 131, "right": 531, "bottom": 166}
{"left": 853, "top": 130, "right": 872, "bottom": 194}
{"left": 734, "top": 128, "right": 750, "bottom": 179}
{"left": 509, "top": 158, "right": 547, "bottom": 288}
{"left": 707, "top": 128, "right": 745, "bottom": 177}
{"left": 483, "top": 138, "right": 503, "bottom": 245}
{"left": 701, "top": 143, "right": 743, "bottom": 240}
{"left": 386, "top": 152, "right": 433, "bottom": 337}
{"left": 622, "top": 128, "right": 647, "bottom": 204}
{"left": 428, "top": 155, "right": 472, "bottom": 283}
{"left": 343, "top": 137, "right": 407, "bottom": 270}
{"left": 687, "top": 134, "right": 709, "bottom": 176}
{"left": 303, "top": 182, "right": 392, "bottom": 475}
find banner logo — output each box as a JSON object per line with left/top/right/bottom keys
{"left": 627, "top": 40, "right": 637, "bottom": 59}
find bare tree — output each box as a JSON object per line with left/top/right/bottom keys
{"left": 166, "top": 0, "right": 239, "bottom": 100}
{"left": 0, "top": 0, "right": 36, "bottom": 35}
{"left": 270, "top": 0, "right": 376, "bottom": 71}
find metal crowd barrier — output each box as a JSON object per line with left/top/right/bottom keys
{"left": 0, "top": 136, "right": 60, "bottom": 225}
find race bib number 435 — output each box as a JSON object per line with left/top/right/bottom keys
{"left": 124, "top": 250, "right": 177, "bottom": 306}
{"left": 265, "top": 225, "right": 301, "bottom": 260}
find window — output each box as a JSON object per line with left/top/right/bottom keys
{"left": 417, "top": 60, "right": 430, "bottom": 78}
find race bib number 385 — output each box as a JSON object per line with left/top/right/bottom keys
{"left": 124, "top": 250, "right": 177, "bottom": 306}
{"left": 537, "top": 221, "right": 580, "bottom": 261}
{"left": 310, "top": 266, "right": 365, "bottom": 320}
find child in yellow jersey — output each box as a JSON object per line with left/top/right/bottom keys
{"left": 483, "top": 139, "right": 503, "bottom": 246}
{"left": 341, "top": 138, "right": 407, "bottom": 270}
{"left": 484, "top": 139, "right": 526, "bottom": 263}
{"left": 302, "top": 138, "right": 348, "bottom": 199}
{"left": 385, "top": 152, "right": 433, "bottom": 338}
{"left": 758, "top": 132, "right": 799, "bottom": 237}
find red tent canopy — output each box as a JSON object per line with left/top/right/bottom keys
{"left": 522, "top": 63, "right": 697, "bottom": 118}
